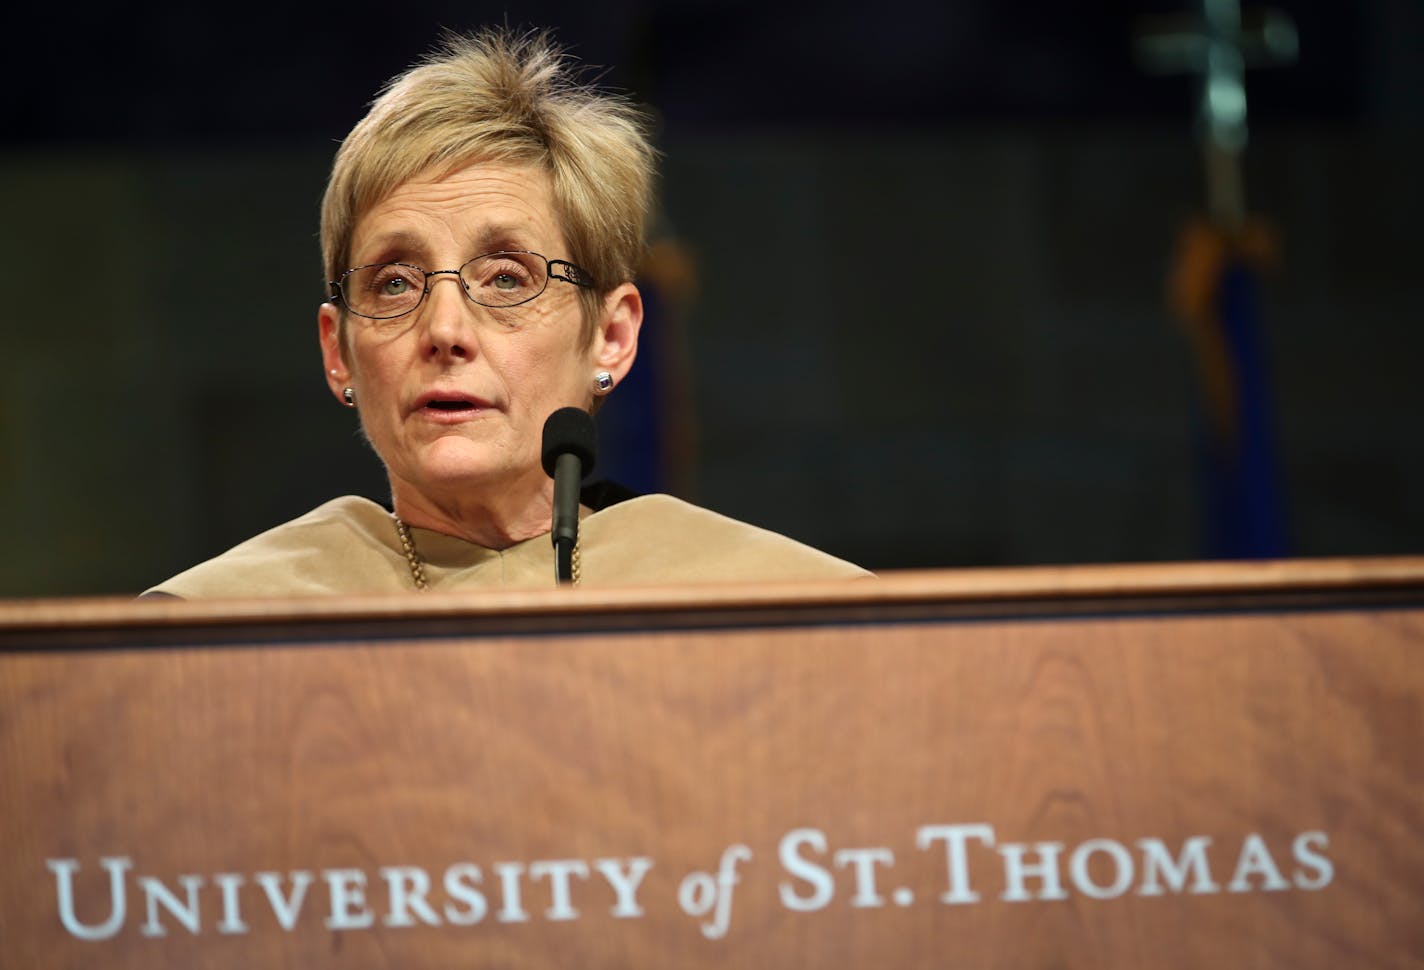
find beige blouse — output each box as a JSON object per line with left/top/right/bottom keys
{"left": 147, "top": 494, "right": 869, "bottom": 598}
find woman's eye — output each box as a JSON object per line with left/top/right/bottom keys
{"left": 461, "top": 255, "right": 540, "bottom": 304}
{"left": 364, "top": 266, "right": 420, "bottom": 296}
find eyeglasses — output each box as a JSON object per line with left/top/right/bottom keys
{"left": 329, "top": 251, "right": 595, "bottom": 320}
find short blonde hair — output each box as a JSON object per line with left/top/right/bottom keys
{"left": 320, "top": 29, "right": 656, "bottom": 344}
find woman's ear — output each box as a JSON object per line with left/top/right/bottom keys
{"left": 592, "top": 283, "right": 643, "bottom": 384}
{"left": 318, "top": 302, "right": 352, "bottom": 402}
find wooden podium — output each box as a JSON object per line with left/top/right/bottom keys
{"left": 2, "top": 559, "right": 1422, "bottom": 968}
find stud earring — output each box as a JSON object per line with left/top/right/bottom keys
{"left": 342, "top": 387, "right": 357, "bottom": 408}
{"left": 593, "top": 371, "right": 614, "bottom": 394}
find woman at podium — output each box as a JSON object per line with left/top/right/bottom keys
{"left": 146, "top": 30, "right": 864, "bottom": 598}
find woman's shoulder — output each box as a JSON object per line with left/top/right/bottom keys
{"left": 143, "top": 497, "right": 405, "bottom": 599}
{"left": 581, "top": 494, "right": 872, "bottom": 584}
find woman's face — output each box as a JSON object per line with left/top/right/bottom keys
{"left": 318, "top": 160, "right": 638, "bottom": 523}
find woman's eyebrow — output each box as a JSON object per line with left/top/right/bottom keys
{"left": 355, "top": 230, "right": 428, "bottom": 264}
{"left": 356, "top": 224, "right": 540, "bottom": 263}
{"left": 470, "top": 224, "right": 533, "bottom": 253}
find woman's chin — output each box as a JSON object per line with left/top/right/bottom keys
{"left": 407, "top": 437, "right": 527, "bottom": 489}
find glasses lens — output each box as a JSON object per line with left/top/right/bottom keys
{"left": 343, "top": 264, "right": 425, "bottom": 319}
{"left": 461, "top": 252, "right": 548, "bottom": 307}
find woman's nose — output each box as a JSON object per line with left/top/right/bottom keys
{"left": 421, "top": 272, "right": 480, "bottom": 358}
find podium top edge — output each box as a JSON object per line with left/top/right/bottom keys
{"left": 4, "top": 556, "right": 1424, "bottom": 638}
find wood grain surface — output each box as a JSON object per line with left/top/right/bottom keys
{"left": 2, "top": 562, "right": 1422, "bottom": 968}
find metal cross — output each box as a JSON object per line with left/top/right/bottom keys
{"left": 1136, "top": 0, "right": 1299, "bottom": 228}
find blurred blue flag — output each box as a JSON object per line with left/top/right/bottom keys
{"left": 1172, "top": 220, "right": 1290, "bottom": 559}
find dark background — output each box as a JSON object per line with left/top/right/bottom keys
{"left": 3, "top": 0, "right": 1420, "bottom": 595}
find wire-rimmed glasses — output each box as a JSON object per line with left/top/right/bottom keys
{"left": 329, "top": 250, "right": 595, "bottom": 320}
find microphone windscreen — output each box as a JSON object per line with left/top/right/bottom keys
{"left": 541, "top": 407, "right": 597, "bottom": 478}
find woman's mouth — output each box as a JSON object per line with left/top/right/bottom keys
{"left": 414, "top": 392, "right": 493, "bottom": 422}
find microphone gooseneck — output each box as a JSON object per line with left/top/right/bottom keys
{"left": 541, "top": 407, "right": 597, "bottom": 585}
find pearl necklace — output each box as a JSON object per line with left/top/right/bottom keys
{"left": 392, "top": 516, "right": 579, "bottom": 590}
{"left": 393, "top": 516, "right": 429, "bottom": 591}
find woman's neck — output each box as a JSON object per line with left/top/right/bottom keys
{"left": 389, "top": 472, "right": 556, "bottom": 550}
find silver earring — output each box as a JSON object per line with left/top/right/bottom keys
{"left": 593, "top": 371, "right": 614, "bottom": 394}
{"left": 342, "top": 387, "right": 357, "bottom": 408}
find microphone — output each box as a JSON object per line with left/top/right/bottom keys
{"left": 541, "top": 407, "right": 597, "bottom": 584}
